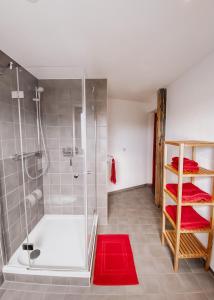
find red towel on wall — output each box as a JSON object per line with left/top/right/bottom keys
{"left": 166, "top": 205, "right": 210, "bottom": 230}
{"left": 166, "top": 183, "right": 212, "bottom": 202}
{"left": 110, "top": 158, "right": 116, "bottom": 184}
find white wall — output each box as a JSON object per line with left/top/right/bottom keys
{"left": 145, "top": 94, "right": 157, "bottom": 184}
{"left": 166, "top": 51, "right": 214, "bottom": 270}
{"left": 108, "top": 98, "right": 153, "bottom": 192}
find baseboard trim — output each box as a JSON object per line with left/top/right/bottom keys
{"left": 108, "top": 184, "right": 152, "bottom": 195}
{"left": 209, "top": 265, "right": 214, "bottom": 275}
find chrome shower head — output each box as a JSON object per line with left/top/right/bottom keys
{"left": 33, "top": 86, "right": 44, "bottom": 102}
{"left": 37, "top": 86, "right": 44, "bottom": 93}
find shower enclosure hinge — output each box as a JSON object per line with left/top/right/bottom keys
{"left": 11, "top": 90, "right": 24, "bottom": 99}
{"left": 22, "top": 243, "right": 34, "bottom": 251}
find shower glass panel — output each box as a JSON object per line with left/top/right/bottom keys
{"left": 6, "top": 65, "right": 43, "bottom": 268}
{"left": 5, "top": 66, "right": 97, "bottom": 273}
{"left": 85, "top": 81, "right": 97, "bottom": 268}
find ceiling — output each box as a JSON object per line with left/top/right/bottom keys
{"left": 0, "top": 0, "right": 214, "bottom": 101}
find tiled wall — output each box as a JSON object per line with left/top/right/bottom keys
{"left": 0, "top": 50, "right": 44, "bottom": 273}
{"left": 40, "top": 79, "right": 108, "bottom": 224}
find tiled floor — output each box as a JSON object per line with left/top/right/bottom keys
{"left": 0, "top": 187, "right": 214, "bottom": 299}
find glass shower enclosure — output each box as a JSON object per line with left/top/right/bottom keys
{"left": 3, "top": 65, "right": 98, "bottom": 278}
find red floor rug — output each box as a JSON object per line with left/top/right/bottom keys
{"left": 93, "top": 234, "right": 139, "bottom": 285}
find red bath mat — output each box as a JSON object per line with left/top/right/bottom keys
{"left": 93, "top": 234, "right": 139, "bottom": 285}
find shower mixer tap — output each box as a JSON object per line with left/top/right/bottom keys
{"left": 62, "top": 147, "right": 73, "bottom": 166}
{"left": 62, "top": 147, "right": 73, "bottom": 157}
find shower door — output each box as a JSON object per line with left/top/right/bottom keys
{"left": 5, "top": 65, "right": 44, "bottom": 270}
{"left": 84, "top": 79, "right": 97, "bottom": 270}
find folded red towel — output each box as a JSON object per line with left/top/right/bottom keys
{"left": 166, "top": 205, "right": 210, "bottom": 230}
{"left": 172, "top": 157, "right": 198, "bottom": 167}
{"left": 171, "top": 162, "right": 199, "bottom": 172}
{"left": 166, "top": 183, "right": 212, "bottom": 202}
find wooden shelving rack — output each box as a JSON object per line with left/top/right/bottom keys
{"left": 162, "top": 140, "right": 214, "bottom": 271}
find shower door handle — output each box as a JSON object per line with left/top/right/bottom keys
{"left": 73, "top": 171, "right": 92, "bottom": 179}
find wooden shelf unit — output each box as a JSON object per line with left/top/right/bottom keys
{"left": 162, "top": 140, "right": 214, "bottom": 272}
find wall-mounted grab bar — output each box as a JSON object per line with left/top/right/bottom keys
{"left": 73, "top": 171, "right": 92, "bottom": 179}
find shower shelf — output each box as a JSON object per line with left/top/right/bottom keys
{"left": 12, "top": 151, "right": 42, "bottom": 161}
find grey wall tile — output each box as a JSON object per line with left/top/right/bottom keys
{"left": 3, "top": 159, "right": 17, "bottom": 177}
{"left": 4, "top": 174, "right": 19, "bottom": 194}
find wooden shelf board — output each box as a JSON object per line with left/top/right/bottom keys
{"left": 164, "top": 188, "right": 214, "bottom": 206}
{"left": 163, "top": 210, "right": 211, "bottom": 233}
{"left": 165, "top": 140, "right": 214, "bottom": 147}
{"left": 164, "top": 230, "right": 207, "bottom": 259}
{"left": 165, "top": 164, "right": 214, "bottom": 177}
{"left": 164, "top": 210, "right": 176, "bottom": 229}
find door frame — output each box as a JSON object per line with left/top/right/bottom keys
{"left": 152, "top": 112, "right": 157, "bottom": 193}
{"left": 154, "top": 89, "right": 167, "bottom": 206}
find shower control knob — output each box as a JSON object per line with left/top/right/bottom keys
{"left": 74, "top": 174, "right": 79, "bottom": 179}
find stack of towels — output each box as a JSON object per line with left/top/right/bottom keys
{"left": 166, "top": 205, "right": 210, "bottom": 230}
{"left": 166, "top": 182, "right": 212, "bottom": 202}
{"left": 171, "top": 156, "right": 199, "bottom": 172}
